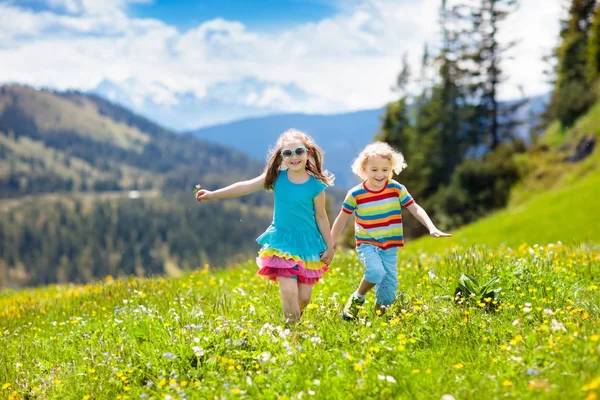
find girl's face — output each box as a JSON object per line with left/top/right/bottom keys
{"left": 280, "top": 139, "right": 309, "bottom": 173}
{"left": 364, "top": 155, "right": 392, "bottom": 190}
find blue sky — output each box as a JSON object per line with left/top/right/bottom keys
{"left": 128, "top": 0, "right": 340, "bottom": 31}
{"left": 0, "top": 0, "right": 563, "bottom": 116}
{"left": 11, "top": 0, "right": 342, "bottom": 31}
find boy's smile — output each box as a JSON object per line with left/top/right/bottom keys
{"left": 363, "top": 155, "right": 391, "bottom": 191}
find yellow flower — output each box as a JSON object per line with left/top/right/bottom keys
{"left": 425, "top": 368, "right": 432, "bottom": 374}
{"left": 584, "top": 392, "right": 598, "bottom": 400}
{"left": 582, "top": 376, "right": 600, "bottom": 391}
{"left": 412, "top": 369, "right": 420, "bottom": 374}
{"left": 453, "top": 363, "right": 464, "bottom": 369}
{"left": 83, "top": 396, "right": 91, "bottom": 400}
{"left": 590, "top": 335, "right": 599, "bottom": 342}
{"left": 503, "top": 380, "right": 513, "bottom": 387}
{"left": 231, "top": 388, "right": 241, "bottom": 395}
{"left": 510, "top": 334, "right": 523, "bottom": 345}
{"left": 583, "top": 312, "right": 590, "bottom": 320}
{"left": 2, "top": 384, "right": 11, "bottom": 390}
{"left": 354, "top": 364, "right": 363, "bottom": 372}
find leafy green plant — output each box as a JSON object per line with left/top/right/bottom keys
{"left": 453, "top": 274, "right": 502, "bottom": 310}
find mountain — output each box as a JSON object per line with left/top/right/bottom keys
{"left": 188, "top": 108, "right": 386, "bottom": 188}
{"left": 0, "top": 84, "right": 262, "bottom": 197}
{"left": 0, "top": 84, "right": 273, "bottom": 288}
{"left": 187, "top": 94, "right": 549, "bottom": 188}
{"left": 90, "top": 77, "right": 344, "bottom": 131}
{"left": 499, "top": 93, "right": 550, "bottom": 143}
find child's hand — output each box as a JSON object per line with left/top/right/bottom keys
{"left": 320, "top": 247, "right": 334, "bottom": 265}
{"left": 430, "top": 228, "right": 451, "bottom": 238}
{"left": 195, "top": 188, "right": 214, "bottom": 202}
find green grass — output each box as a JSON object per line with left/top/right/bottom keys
{"left": 509, "top": 100, "right": 600, "bottom": 206}
{"left": 410, "top": 163, "right": 600, "bottom": 255}
{"left": 1, "top": 244, "right": 599, "bottom": 399}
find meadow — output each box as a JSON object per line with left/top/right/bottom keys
{"left": 1, "top": 242, "right": 599, "bottom": 399}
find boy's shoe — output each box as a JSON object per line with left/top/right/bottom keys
{"left": 342, "top": 294, "right": 365, "bottom": 321}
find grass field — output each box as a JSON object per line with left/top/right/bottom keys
{"left": 1, "top": 242, "right": 599, "bottom": 399}
{"left": 1, "top": 96, "right": 599, "bottom": 400}
{"left": 408, "top": 169, "right": 600, "bottom": 255}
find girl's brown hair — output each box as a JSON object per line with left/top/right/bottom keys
{"left": 263, "top": 129, "right": 334, "bottom": 190}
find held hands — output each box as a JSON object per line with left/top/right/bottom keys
{"left": 320, "top": 247, "right": 334, "bottom": 265}
{"left": 430, "top": 227, "right": 452, "bottom": 238}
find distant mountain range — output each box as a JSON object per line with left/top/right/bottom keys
{"left": 187, "top": 94, "right": 550, "bottom": 187}
{"left": 90, "top": 77, "right": 345, "bottom": 131}
{"left": 0, "top": 84, "right": 273, "bottom": 288}
{"left": 0, "top": 84, "right": 262, "bottom": 197}
{"left": 89, "top": 77, "right": 549, "bottom": 187}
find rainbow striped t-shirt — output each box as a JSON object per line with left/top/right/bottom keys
{"left": 341, "top": 179, "right": 414, "bottom": 249}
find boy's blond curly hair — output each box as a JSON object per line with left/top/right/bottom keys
{"left": 351, "top": 141, "right": 407, "bottom": 180}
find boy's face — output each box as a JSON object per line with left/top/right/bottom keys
{"left": 364, "top": 155, "right": 391, "bottom": 190}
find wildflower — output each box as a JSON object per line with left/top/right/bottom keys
{"left": 510, "top": 334, "right": 523, "bottom": 345}
{"left": 192, "top": 347, "right": 205, "bottom": 357}
{"left": 453, "top": 363, "right": 464, "bottom": 369}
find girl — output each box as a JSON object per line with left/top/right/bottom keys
{"left": 330, "top": 141, "right": 451, "bottom": 321}
{"left": 195, "top": 129, "right": 335, "bottom": 324}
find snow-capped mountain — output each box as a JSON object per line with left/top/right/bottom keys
{"left": 90, "top": 77, "right": 340, "bottom": 131}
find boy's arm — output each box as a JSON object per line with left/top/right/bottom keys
{"left": 196, "top": 173, "right": 266, "bottom": 201}
{"left": 406, "top": 202, "right": 451, "bottom": 238}
{"left": 331, "top": 210, "right": 351, "bottom": 243}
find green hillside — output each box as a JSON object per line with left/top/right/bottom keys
{"left": 408, "top": 99, "right": 600, "bottom": 254}
{"left": 0, "top": 85, "right": 260, "bottom": 197}
{"left": 0, "top": 85, "right": 275, "bottom": 288}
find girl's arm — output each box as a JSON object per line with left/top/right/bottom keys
{"left": 196, "top": 173, "right": 266, "bottom": 201}
{"left": 405, "top": 203, "right": 451, "bottom": 238}
{"left": 314, "top": 191, "right": 335, "bottom": 264}
{"left": 331, "top": 210, "right": 350, "bottom": 244}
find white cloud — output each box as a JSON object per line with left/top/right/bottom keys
{"left": 0, "top": 0, "right": 564, "bottom": 114}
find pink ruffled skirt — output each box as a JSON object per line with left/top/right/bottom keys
{"left": 256, "top": 250, "right": 329, "bottom": 285}
{"left": 255, "top": 225, "right": 329, "bottom": 285}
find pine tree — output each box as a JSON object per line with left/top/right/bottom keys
{"left": 586, "top": 3, "right": 600, "bottom": 84}
{"left": 551, "top": 0, "right": 598, "bottom": 126}
{"left": 457, "top": 0, "right": 522, "bottom": 149}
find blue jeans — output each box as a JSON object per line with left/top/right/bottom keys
{"left": 357, "top": 244, "right": 399, "bottom": 306}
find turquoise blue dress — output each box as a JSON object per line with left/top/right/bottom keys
{"left": 256, "top": 170, "right": 329, "bottom": 284}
